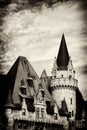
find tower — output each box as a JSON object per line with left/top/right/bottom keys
{"left": 51, "top": 34, "right": 78, "bottom": 126}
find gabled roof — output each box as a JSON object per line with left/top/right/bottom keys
{"left": 41, "top": 69, "right": 48, "bottom": 79}
{"left": 56, "top": 34, "right": 69, "bottom": 70}
{"left": 40, "top": 70, "right": 55, "bottom": 106}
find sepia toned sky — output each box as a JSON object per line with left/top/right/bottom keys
{"left": 0, "top": 0, "right": 87, "bottom": 99}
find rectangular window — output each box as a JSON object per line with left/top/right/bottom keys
{"left": 23, "top": 122, "right": 27, "bottom": 129}
{"left": 21, "top": 88, "right": 26, "bottom": 95}
{"left": 54, "top": 70, "right": 56, "bottom": 78}
{"left": 69, "top": 112, "right": 71, "bottom": 117}
{"left": 22, "top": 108, "right": 26, "bottom": 116}
{"left": 71, "top": 98, "right": 72, "bottom": 105}
{"left": 72, "top": 111, "right": 74, "bottom": 116}
{"left": 54, "top": 113, "right": 57, "bottom": 120}
{"left": 41, "top": 90, "right": 44, "bottom": 98}
{"left": 18, "top": 122, "right": 22, "bottom": 129}
{"left": 36, "top": 108, "right": 39, "bottom": 119}
{"left": 41, "top": 108, "right": 44, "bottom": 118}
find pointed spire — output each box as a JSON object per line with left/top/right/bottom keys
{"left": 53, "top": 57, "right": 57, "bottom": 70}
{"left": 40, "top": 69, "right": 47, "bottom": 79}
{"left": 56, "top": 34, "right": 69, "bottom": 70}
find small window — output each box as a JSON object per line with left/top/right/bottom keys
{"left": 23, "top": 122, "right": 27, "bottom": 129}
{"left": 41, "top": 90, "right": 44, "bottom": 98}
{"left": 54, "top": 113, "right": 57, "bottom": 120}
{"left": 21, "top": 80, "right": 25, "bottom": 86}
{"left": 72, "top": 121, "right": 74, "bottom": 127}
{"left": 41, "top": 108, "right": 44, "bottom": 118}
{"left": 21, "top": 88, "right": 26, "bottom": 95}
{"left": 27, "top": 79, "right": 33, "bottom": 86}
{"left": 72, "top": 111, "right": 74, "bottom": 116}
{"left": 71, "top": 98, "right": 72, "bottom": 105}
{"left": 36, "top": 108, "right": 39, "bottom": 119}
{"left": 82, "top": 120, "right": 86, "bottom": 124}
{"left": 54, "top": 70, "right": 56, "bottom": 78}
{"left": 61, "top": 75, "right": 63, "bottom": 77}
{"left": 18, "top": 122, "right": 22, "bottom": 129}
{"left": 69, "top": 112, "right": 71, "bottom": 117}
{"left": 69, "top": 75, "right": 72, "bottom": 80}
{"left": 22, "top": 108, "right": 26, "bottom": 115}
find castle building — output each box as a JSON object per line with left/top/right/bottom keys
{"left": 0, "top": 34, "right": 85, "bottom": 130}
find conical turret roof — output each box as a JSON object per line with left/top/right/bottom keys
{"left": 56, "top": 34, "right": 69, "bottom": 70}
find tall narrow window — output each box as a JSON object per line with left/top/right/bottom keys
{"left": 36, "top": 108, "right": 39, "bottom": 119}
{"left": 41, "top": 108, "right": 44, "bottom": 118}
{"left": 23, "top": 122, "right": 27, "bottom": 129}
{"left": 41, "top": 90, "right": 44, "bottom": 98}
{"left": 69, "top": 112, "right": 71, "bottom": 117}
{"left": 54, "top": 113, "right": 57, "bottom": 120}
{"left": 71, "top": 98, "right": 72, "bottom": 105}
{"left": 54, "top": 70, "right": 56, "bottom": 78}
{"left": 72, "top": 111, "right": 74, "bottom": 116}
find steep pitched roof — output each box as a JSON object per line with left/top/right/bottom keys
{"left": 56, "top": 34, "right": 69, "bottom": 70}
{"left": 7, "top": 57, "right": 54, "bottom": 107}
{"left": 7, "top": 56, "right": 40, "bottom": 104}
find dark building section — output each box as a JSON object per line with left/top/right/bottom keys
{"left": 76, "top": 88, "right": 84, "bottom": 120}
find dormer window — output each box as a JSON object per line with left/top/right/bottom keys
{"left": 21, "top": 88, "right": 26, "bottom": 95}
{"left": 27, "top": 78, "right": 33, "bottom": 86}
{"left": 41, "top": 90, "right": 45, "bottom": 98}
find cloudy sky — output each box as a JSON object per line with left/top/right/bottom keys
{"left": 0, "top": 0, "right": 87, "bottom": 99}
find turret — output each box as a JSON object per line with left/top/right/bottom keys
{"left": 51, "top": 34, "right": 78, "bottom": 126}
